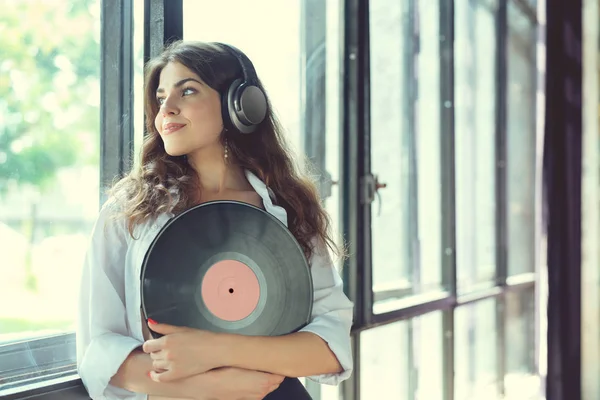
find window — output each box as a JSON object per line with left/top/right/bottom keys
{"left": 183, "top": 1, "right": 303, "bottom": 151}
{"left": 454, "top": 0, "right": 498, "bottom": 293}
{"left": 369, "top": 0, "right": 445, "bottom": 314}
{"left": 506, "top": 1, "right": 537, "bottom": 278}
{"left": 0, "top": 0, "right": 101, "bottom": 392}
{"left": 414, "top": 0, "right": 443, "bottom": 296}
{"left": 581, "top": 1, "right": 600, "bottom": 397}
{"left": 505, "top": 289, "right": 538, "bottom": 398}
{"left": 360, "top": 311, "right": 444, "bottom": 399}
{"left": 358, "top": 1, "right": 542, "bottom": 399}
{"left": 454, "top": 299, "right": 499, "bottom": 399}
{"left": 368, "top": 0, "right": 413, "bottom": 308}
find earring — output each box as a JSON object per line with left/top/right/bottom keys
{"left": 224, "top": 138, "right": 229, "bottom": 163}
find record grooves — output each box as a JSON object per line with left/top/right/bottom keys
{"left": 140, "top": 200, "right": 313, "bottom": 338}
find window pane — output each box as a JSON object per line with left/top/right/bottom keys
{"left": 360, "top": 312, "right": 444, "bottom": 399}
{"left": 454, "top": 0, "right": 498, "bottom": 293}
{"left": 0, "top": 0, "right": 101, "bottom": 392}
{"left": 369, "top": 0, "right": 444, "bottom": 313}
{"left": 415, "top": 0, "right": 443, "bottom": 293}
{"left": 183, "top": 0, "right": 345, "bottom": 257}
{"left": 183, "top": 0, "right": 302, "bottom": 151}
{"left": 505, "top": 289, "right": 539, "bottom": 398}
{"left": 506, "top": 3, "right": 536, "bottom": 276}
{"left": 0, "top": 0, "right": 100, "bottom": 343}
{"left": 455, "top": 299, "right": 499, "bottom": 399}
{"left": 369, "top": 0, "right": 410, "bottom": 306}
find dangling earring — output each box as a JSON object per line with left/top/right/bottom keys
{"left": 224, "top": 138, "right": 229, "bottom": 163}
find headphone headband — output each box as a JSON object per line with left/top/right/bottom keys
{"left": 217, "top": 43, "right": 258, "bottom": 86}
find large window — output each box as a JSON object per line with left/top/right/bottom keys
{"left": 0, "top": 0, "right": 101, "bottom": 392}
{"left": 1, "top": 1, "right": 548, "bottom": 399}
{"left": 358, "top": 0, "right": 542, "bottom": 399}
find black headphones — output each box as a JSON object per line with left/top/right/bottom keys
{"left": 215, "top": 43, "right": 268, "bottom": 134}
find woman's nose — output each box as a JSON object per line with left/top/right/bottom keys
{"left": 160, "top": 96, "right": 179, "bottom": 115}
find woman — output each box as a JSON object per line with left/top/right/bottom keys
{"left": 76, "top": 40, "right": 354, "bottom": 400}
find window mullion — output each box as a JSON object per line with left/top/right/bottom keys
{"left": 100, "top": 0, "right": 135, "bottom": 205}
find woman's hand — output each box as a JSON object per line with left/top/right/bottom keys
{"left": 195, "top": 367, "right": 285, "bottom": 400}
{"left": 142, "top": 320, "right": 229, "bottom": 382}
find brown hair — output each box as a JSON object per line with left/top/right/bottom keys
{"left": 108, "top": 40, "right": 343, "bottom": 262}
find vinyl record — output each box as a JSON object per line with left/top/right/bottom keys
{"left": 140, "top": 201, "right": 313, "bottom": 338}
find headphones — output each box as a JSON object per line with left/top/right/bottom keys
{"left": 215, "top": 43, "right": 268, "bottom": 134}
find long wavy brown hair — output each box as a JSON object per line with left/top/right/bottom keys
{"left": 109, "top": 40, "right": 342, "bottom": 262}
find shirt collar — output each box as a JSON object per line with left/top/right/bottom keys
{"left": 244, "top": 170, "right": 288, "bottom": 227}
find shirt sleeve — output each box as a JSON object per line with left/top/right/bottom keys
{"left": 298, "top": 238, "right": 354, "bottom": 385}
{"left": 76, "top": 201, "right": 147, "bottom": 400}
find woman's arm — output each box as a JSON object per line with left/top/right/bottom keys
{"left": 220, "top": 331, "right": 342, "bottom": 378}
{"left": 112, "top": 350, "right": 284, "bottom": 400}
{"left": 77, "top": 202, "right": 148, "bottom": 400}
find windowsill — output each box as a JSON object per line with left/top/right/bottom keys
{"left": 0, "top": 332, "right": 80, "bottom": 399}
{"left": 0, "top": 374, "right": 88, "bottom": 400}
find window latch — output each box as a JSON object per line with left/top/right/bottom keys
{"left": 360, "top": 173, "right": 387, "bottom": 215}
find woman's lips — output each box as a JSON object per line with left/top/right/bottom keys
{"left": 162, "top": 123, "right": 186, "bottom": 134}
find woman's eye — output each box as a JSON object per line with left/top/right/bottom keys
{"left": 156, "top": 88, "right": 194, "bottom": 105}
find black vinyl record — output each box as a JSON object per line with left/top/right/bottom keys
{"left": 140, "top": 201, "right": 313, "bottom": 338}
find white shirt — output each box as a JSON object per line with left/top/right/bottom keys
{"left": 76, "top": 170, "right": 354, "bottom": 400}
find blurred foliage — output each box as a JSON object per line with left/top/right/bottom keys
{"left": 0, "top": 0, "right": 100, "bottom": 194}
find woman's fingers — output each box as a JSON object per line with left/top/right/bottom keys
{"left": 152, "top": 358, "right": 170, "bottom": 371}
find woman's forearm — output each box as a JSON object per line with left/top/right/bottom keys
{"left": 222, "top": 331, "right": 342, "bottom": 378}
{"left": 110, "top": 349, "right": 196, "bottom": 398}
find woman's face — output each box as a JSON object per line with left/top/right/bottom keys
{"left": 154, "top": 62, "right": 223, "bottom": 157}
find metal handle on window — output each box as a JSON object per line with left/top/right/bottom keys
{"left": 361, "top": 174, "right": 387, "bottom": 216}
{"left": 375, "top": 179, "right": 386, "bottom": 216}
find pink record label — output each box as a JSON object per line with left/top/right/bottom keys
{"left": 201, "top": 260, "right": 260, "bottom": 321}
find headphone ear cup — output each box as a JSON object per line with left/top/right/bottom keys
{"left": 236, "top": 84, "right": 267, "bottom": 125}
{"left": 221, "top": 79, "right": 238, "bottom": 131}
{"left": 223, "top": 79, "right": 267, "bottom": 134}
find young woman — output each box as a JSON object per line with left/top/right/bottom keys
{"left": 76, "top": 41, "right": 354, "bottom": 400}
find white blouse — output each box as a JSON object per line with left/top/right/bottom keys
{"left": 76, "top": 170, "right": 354, "bottom": 400}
